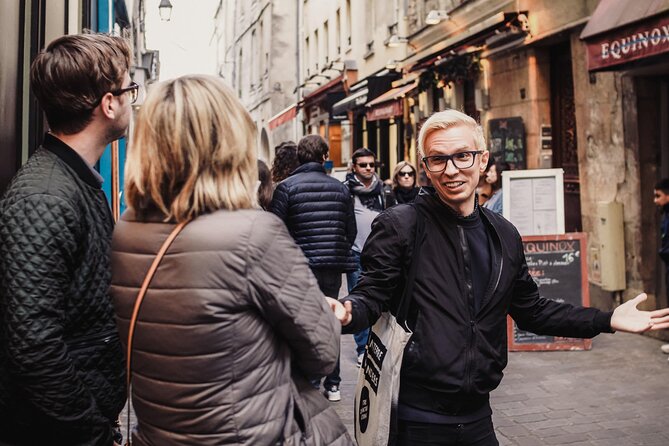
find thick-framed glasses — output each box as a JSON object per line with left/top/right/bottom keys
{"left": 422, "top": 151, "right": 483, "bottom": 172}
{"left": 356, "top": 162, "right": 375, "bottom": 169}
{"left": 398, "top": 170, "right": 415, "bottom": 178}
{"left": 110, "top": 81, "right": 139, "bottom": 104}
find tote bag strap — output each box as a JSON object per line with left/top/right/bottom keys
{"left": 124, "top": 220, "right": 188, "bottom": 445}
{"left": 395, "top": 204, "right": 426, "bottom": 327}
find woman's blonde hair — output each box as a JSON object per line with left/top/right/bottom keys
{"left": 125, "top": 75, "right": 258, "bottom": 222}
{"left": 391, "top": 161, "right": 417, "bottom": 189}
{"left": 417, "top": 109, "right": 486, "bottom": 158}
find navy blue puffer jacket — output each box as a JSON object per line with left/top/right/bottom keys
{"left": 270, "top": 162, "right": 357, "bottom": 272}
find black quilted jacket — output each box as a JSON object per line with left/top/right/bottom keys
{"left": 269, "top": 162, "right": 357, "bottom": 272}
{"left": 0, "top": 134, "right": 126, "bottom": 445}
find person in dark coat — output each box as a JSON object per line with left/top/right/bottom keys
{"left": 654, "top": 178, "right": 669, "bottom": 356}
{"left": 343, "top": 148, "right": 392, "bottom": 365}
{"left": 270, "top": 134, "right": 357, "bottom": 401}
{"left": 388, "top": 161, "right": 420, "bottom": 206}
{"left": 0, "top": 33, "right": 132, "bottom": 446}
{"left": 336, "top": 109, "right": 669, "bottom": 446}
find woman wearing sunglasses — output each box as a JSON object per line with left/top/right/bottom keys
{"left": 389, "top": 161, "right": 420, "bottom": 206}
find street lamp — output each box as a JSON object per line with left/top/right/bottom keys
{"left": 159, "top": 0, "right": 173, "bottom": 22}
{"left": 426, "top": 10, "right": 449, "bottom": 25}
{"left": 386, "top": 34, "right": 408, "bottom": 47}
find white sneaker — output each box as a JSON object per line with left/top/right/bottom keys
{"left": 324, "top": 386, "right": 341, "bottom": 402}
{"left": 661, "top": 344, "right": 669, "bottom": 354}
{"left": 357, "top": 353, "right": 364, "bottom": 367}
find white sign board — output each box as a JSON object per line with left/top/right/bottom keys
{"left": 502, "top": 168, "right": 565, "bottom": 236}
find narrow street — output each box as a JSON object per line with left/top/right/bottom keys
{"left": 333, "top": 333, "right": 669, "bottom": 445}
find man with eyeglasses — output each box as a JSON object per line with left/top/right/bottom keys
{"left": 335, "top": 109, "right": 669, "bottom": 445}
{"left": 344, "top": 148, "right": 392, "bottom": 367}
{"left": 0, "top": 33, "right": 133, "bottom": 445}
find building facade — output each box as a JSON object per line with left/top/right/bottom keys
{"left": 214, "top": 0, "right": 299, "bottom": 161}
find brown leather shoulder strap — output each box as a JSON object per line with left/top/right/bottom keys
{"left": 124, "top": 220, "right": 188, "bottom": 444}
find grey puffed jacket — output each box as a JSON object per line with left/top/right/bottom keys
{"left": 111, "top": 208, "right": 353, "bottom": 446}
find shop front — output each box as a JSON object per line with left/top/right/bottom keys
{"left": 580, "top": 0, "right": 669, "bottom": 311}
{"left": 301, "top": 73, "right": 356, "bottom": 168}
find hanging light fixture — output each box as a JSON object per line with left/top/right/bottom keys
{"left": 425, "top": 10, "right": 449, "bottom": 25}
{"left": 159, "top": 0, "right": 173, "bottom": 22}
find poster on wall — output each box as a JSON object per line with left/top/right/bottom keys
{"left": 488, "top": 117, "right": 526, "bottom": 169}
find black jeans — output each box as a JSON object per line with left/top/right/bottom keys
{"left": 312, "top": 269, "right": 342, "bottom": 298}
{"left": 311, "top": 269, "right": 342, "bottom": 388}
{"left": 396, "top": 417, "right": 499, "bottom": 446}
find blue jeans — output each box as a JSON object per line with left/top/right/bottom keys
{"left": 347, "top": 250, "right": 369, "bottom": 355}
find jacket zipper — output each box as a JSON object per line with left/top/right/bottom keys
{"left": 66, "top": 329, "right": 117, "bottom": 351}
{"left": 458, "top": 226, "right": 476, "bottom": 395}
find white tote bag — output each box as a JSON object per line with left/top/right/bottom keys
{"left": 354, "top": 313, "right": 412, "bottom": 446}
{"left": 354, "top": 206, "right": 425, "bottom": 446}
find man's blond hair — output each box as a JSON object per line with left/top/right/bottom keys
{"left": 417, "top": 109, "right": 486, "bottom": 157}
{"left": 125, "top": 75, "right": 258, "bottom": 222}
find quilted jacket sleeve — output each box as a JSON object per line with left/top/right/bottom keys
{"left": 246, "top": 213, "right": 340, "bottom": 377}
{"left": 269, "top": 181, "right": 290, "bottom": 222}
{"left": 0, "top": 194, "right": 112, "bottom": 445}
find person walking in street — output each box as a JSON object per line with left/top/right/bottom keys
{"left": 344, "top": 148, "right": 391, "bottom": 366}
{"left": 270, "top": 134, "right": 357, "bottom": 402}
{"left": 0, "top": 33, "right": 131, "bottom": 445}
{"left": 388, "top": 161, "right": 420, "bottom": 206}
{"left": 653, "top": 178, "right": 669, "bottom": 357}
{"left": 111, "top": 75, "right": 353, "bottom": 446}
{"left": 336, "top": 109, "right": 669, "bottom": 446}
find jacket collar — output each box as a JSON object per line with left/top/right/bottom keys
{"left": 417, "top": 187, "right": 480, "bottom": 226}
{"left": 292, "top": 162, "right": 325, "bottom": 175}
{"left": 42, "top": 133, "right": 103, "bottom": 189}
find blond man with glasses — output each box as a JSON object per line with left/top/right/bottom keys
{"left": 336, "top": 109, "right": 669, "bottom": 446}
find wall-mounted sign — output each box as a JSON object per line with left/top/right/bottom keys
{"left": 503, "top": 168, "right": 565, "bottom": 236}
{"left": 584, "top": 12, "right": 669, "bottom": 72}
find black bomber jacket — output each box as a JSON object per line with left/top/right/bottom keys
{"left": 343, "top": 188, "right": 613, "bottom": 415}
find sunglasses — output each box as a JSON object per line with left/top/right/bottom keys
{"left": 356, "top": 162, "right": 375, "bottom": 168}
{"left": 398, "top": 171, "right": 415, "bottom": 178}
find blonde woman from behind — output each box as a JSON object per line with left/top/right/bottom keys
{"left": 111, "top": 75, "right": 353, "bottom": 446}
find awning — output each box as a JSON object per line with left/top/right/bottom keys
{"left": 364, "top": 80, "right": 418, "bottom": 122}
{"left": 268, "top": 104, "right": 297, "bottom": 130}
{"left": 366, "top": 80, "right": 418, "bottom": 108}
{"left": 402, "top": 12, "right": 519, "bottom": 71}
{"left": 581, "top": 0, "right": 669, "bottom": 71}
{"left": 302, "top": 75, "right": 345, "bottom": 108}
{"left": 331, "top": 88, "right": 368, "bottom": 117}
{"left": 366, "top": 101, "right": 403, "bottom": 122}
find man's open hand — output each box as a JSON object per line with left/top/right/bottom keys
{"left": 610, "top": 293, "right": 669, "bottom": 333}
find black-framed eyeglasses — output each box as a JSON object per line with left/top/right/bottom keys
{"left": 398, "top": 170, "right": 415, "bottom": 178}
{"left": 356, "top": 162, "right": 376, "bottom": 169}
{"left": 422, "top": 151, "right": 483, "bottom": 172}
{"left": 110, "top": 81, "right": 139, "bottom": 104}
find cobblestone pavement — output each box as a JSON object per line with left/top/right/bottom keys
{"left": 332, "top": 332, "right": 669, "bottom": 445}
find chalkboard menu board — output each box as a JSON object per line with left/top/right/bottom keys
{"left": 507, "top": 233, "right": 592, "bottom": 351}
{"left": 489, "top": 117, "right": 526, "bottom": 169}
